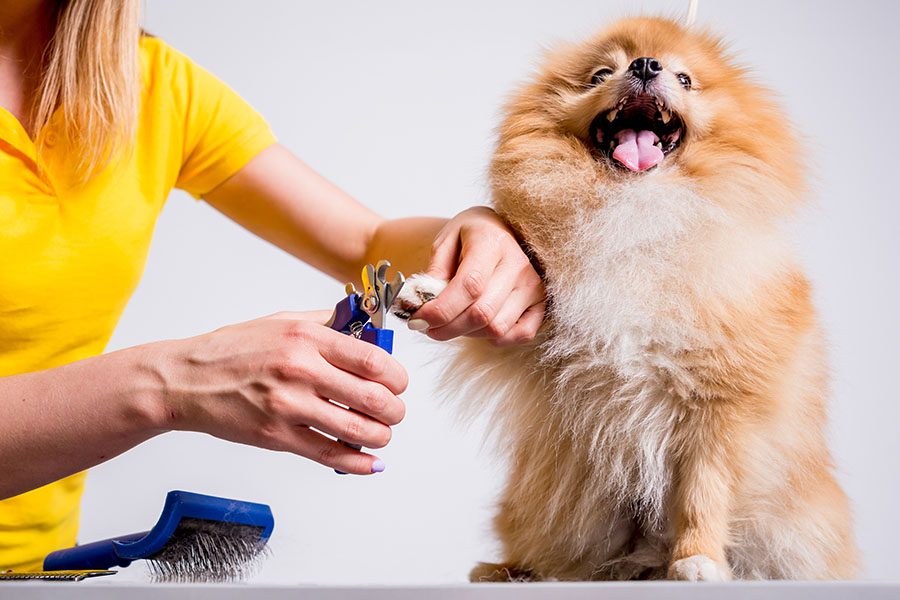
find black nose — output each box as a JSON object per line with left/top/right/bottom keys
{"left": 629, "top": 57, "right": 663, "bottom": 82}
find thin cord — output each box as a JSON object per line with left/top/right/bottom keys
{"left": 684, "top": 0, "right": 699, "bottom": 27}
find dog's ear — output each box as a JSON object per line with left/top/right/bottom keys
{"left": 684, "top": 0, "right": 699, "bottom": 28}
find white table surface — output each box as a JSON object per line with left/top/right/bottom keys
{"left": 1, "top": 582, "right": 899, "bottom": 599}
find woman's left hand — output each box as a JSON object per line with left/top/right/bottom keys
{"left": 409, "top": 207, "right": 545, "bottom": 346}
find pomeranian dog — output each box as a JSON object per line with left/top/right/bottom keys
{"left": 392, "top": 16, "right": 857, "bottom": 581}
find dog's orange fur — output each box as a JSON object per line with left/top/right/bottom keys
{"left": 433, "top": 16, "right": 856, "bottom": 581}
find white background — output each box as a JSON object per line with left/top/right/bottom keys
{"left": 80, "top": 0, "right": 899, "bottom": 583}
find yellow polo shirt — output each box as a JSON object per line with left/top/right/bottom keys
{"left": 0, "top": 36, "right": 276, "bottom": 571}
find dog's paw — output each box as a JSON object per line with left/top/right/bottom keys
{"left": 667, "top": 554, "right": 731, "bottom": 582}
{"left": 390, "top": 273, "right": 447, "bottom": 321}
{"left": 469, "top": 562, "right": 540, "bottom": 582}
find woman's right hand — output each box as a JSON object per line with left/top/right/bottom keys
{"left": 152, "top": 311, "right": 408, "bottom": 475}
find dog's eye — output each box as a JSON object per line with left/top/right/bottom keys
{"left": 677, "top": 73, "right": 692, "bottom": 90}
{"left": 591, "top": 68, "right": 614, "bottom": 86}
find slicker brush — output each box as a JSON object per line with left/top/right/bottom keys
{"left": 43, "top": 490, "right": 274, "bottom": 583}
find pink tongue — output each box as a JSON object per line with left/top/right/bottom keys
{"left": 611, "top": 129, "right": 664, "bottom": 172}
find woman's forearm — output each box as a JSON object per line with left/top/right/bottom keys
{"left": 204, "top": 145, "right": 384, "bottom": 283}
{"left": 0, "top": 344, "right": 167, "bottom": 500}
{"left": 203, "top": 145, "right": 449, "bottom": 285}
{"left": 363, "top": 217, "right": 448, "bottom": 280}
{"left": 1, "top": 310, "right": 412, "bottom": 495}
{"left": 202, "top": 144, "right": 544, "bottom": 344}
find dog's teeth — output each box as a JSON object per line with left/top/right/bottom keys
{"left": 607, "top": 109, "right": 618, "bottom": 122}
{"left": 660, "top": 109, "right": 672, "bottom": 124}
{"left": 655, "top": 142, "right": 663, "bottom": 150}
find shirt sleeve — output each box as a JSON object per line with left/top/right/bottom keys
{"left": 161, "top": 42, "right": 277, "bottom": 198}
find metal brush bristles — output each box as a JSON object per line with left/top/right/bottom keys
{"left": 145, "top": 518, "right": 270, "bottom": 583}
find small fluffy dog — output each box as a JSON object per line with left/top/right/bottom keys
{"left": 393, "top": 16, "right": 857, "bottom": 581}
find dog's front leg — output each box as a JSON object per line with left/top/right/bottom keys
{"left": 667, "top": 407, "right": 735, "bottom": 581}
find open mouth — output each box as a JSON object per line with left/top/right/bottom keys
{"left": 589, "top": 95, "right": 685, "bottom": 172}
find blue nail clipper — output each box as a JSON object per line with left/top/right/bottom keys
{"left": 326, "top": 260, "right": 404, "bottom": 474}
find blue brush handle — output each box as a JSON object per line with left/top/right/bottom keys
{"left": 43, "top": 531, "right": 146, "bottom": 571}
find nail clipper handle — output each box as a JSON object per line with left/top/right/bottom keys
{"left": 360, "top": 323, "right": 394, "bottom": 354}
{"left": 330, "top": 315, "right": 395, "bottom": 474}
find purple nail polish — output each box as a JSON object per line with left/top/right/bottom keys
{"left": 371, "top": 459, "right": 386, "bottom": 473}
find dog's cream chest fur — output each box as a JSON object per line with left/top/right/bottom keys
{"left": 530, "top": 176, "right": 791, "bottom": 526}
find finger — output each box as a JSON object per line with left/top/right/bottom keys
{"left": 425, "top": 231, "right": 460, "bottom": 281}
{"left": 425, "top": 257, "right": 539, "bottom": 341}
{"left": 480, "top": 273, "right": 544, "bottom": 336}
{"left": 301, "top": 400, "right": 393, "bottom": 449}
{"left": 317, "top": 329, "right": 409, "bottom": 395}
{"left": 454, "top": 286, "right": 540, "bottom": 341}
{"left": 493, "top": 301, "right": 546, "bottom": 347}
{"left": 288, "top": 427, "right": 385, "bottom": 475}
{"left": 311, "top": 363, "right": 406, "bottom": 426}
{"left": 413, "top": 235, "right": 504, "bottom": 329}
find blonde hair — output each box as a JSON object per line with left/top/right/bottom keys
{"left": 35, "top": 0, "right": 141, "bottom": 178}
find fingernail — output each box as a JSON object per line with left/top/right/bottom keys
{"left": 371, "top": 459, "right": 386, "bottom": 473}
{"left": 408, "top": 319, "right": 429, "bottom": 331}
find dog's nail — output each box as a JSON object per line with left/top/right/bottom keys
{"left": 371, "top": 459, "right": 386, "bottom": 473}
{"left": 408, "top": 319, "right": 430, "bottom": 331}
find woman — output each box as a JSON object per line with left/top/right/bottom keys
{"left": 0, "top": 0, "right": 545, "bottom": 571}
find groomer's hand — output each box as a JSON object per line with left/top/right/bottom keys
{"left": 412, "top": 207, "right": 545, "bottom": 346}
{"left": 156, "top": 311, "right": 407, "bottom": 475}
